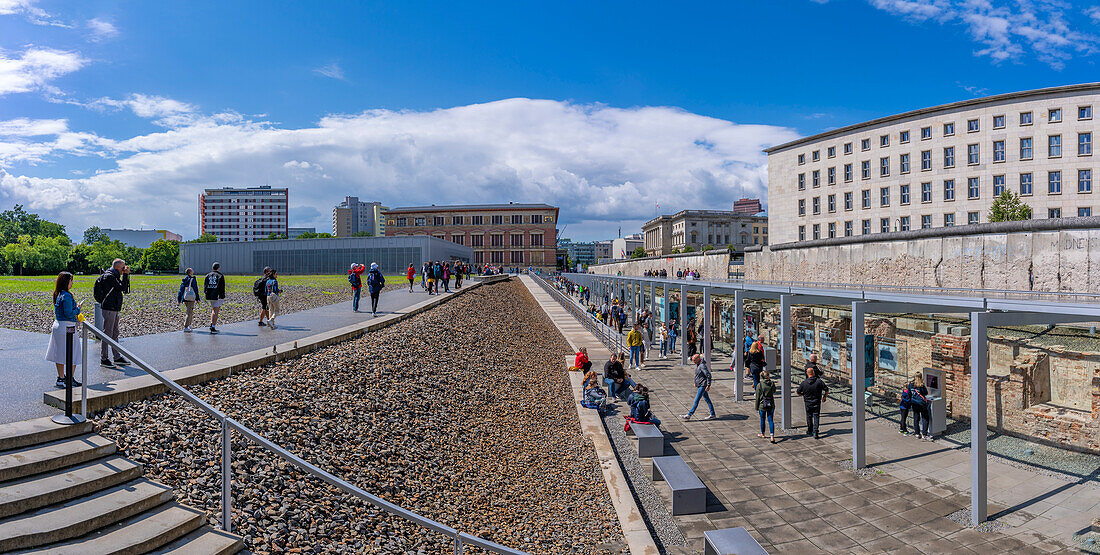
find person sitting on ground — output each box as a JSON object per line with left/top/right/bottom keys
{"left": 603, "top": 352, "right": 635, "bottom": 400}
{"left": 583, "top": 370, "right": 608, "bottom": 409}
{"left": 574, "top": 346, "right": 592, "bottom": 372}
{"left": 755, "top": 370, "right": 777, "bottom": 443}
{"left": 627, "top": 384, "right": 661, "bottom": 426}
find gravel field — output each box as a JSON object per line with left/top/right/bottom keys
{"left": 0, "top": 275, "right": 401, "bottom": 337}
{"left": 95, "top": 279, "right": 625, "bottom": 554}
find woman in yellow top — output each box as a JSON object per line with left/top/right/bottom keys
{"left": 627, "top": 325, "right": 644, "bottom": 370}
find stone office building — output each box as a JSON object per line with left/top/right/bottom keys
{"left": 382, "top": 203, "right": 559, "bottom": 268}
{"left": 766, "top": 83, "right": 1100, "bottom": 245}
{"left": 642, "top": 210, "right": 768, "bottom": 256}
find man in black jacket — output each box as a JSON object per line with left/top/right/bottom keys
{"left": 93, "top": 258, "right": 130, "bottom": 367}
{"left": 796, "top": 355, "right": 829, "bottom": 438}
{"left": 204, "top": 262, "right": 226, "bottom": 334}
{"left": 603, "top": 352, "right": 635, "bottom": 401}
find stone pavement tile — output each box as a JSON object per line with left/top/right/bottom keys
{"left": 942, "top": 527, "right": 994, "bottom": 547}
{"left": 913, "top": 537, "right": 980, "bottom": 554}
{"left": 769, "top": 538, "right": 820, "bottom": 553}
{"left": 788, "top": 488, "right": 828, "bottom": 505}
{"left": 762, "top": 494, "right": 800, "bottom": 512}
{"left": 717, "top": 486, "right": 757, "bottom": 504}
{"left": 868, "top": 513, "right": 915, "bottom": 534}
{"left": 859, "top": 534, "right": 906, "bottom": 552}
{"left": 839, "top": 522, "right": 887, "bottom": 546}
{"left": 825, "top": 509, "right": 869, "bottom": 530}
{"left": 776, "top": 504, "right": 817, "bottom": 524}
{"left": 804, "top": 474, "right": 837, "bottom": 488}
{"left": 755, "top": 523, "right": 806, "bottom": 545}
{"left": 834, "top": 491, "right": 875, "bottom": 511}
{"left": 743, "top": 509, "right": 787, "bottom": 530}
{"left": 804, "top": 499, "right": 848, "bottom": 518}
{"left": 751, "top": 482, "right": 788, "bottom": 499}
{"left": 1031, "top": 538, "right": 1073, "bottom": 553}
{"left": 919, "top": 498, "right": 964, "bottom": 518}
{"left": 896, "top": 506, "right": 941, "bottom": 526}
{"left": 854, "top": 486, "right": 894, "bottom": 505}
{"left": 818, "top": 482, "right": 855, "bottom": 497}
{"left": 877, "top": 495, "right": 920, "bottom": 515}
{"left": 705, "top": 514, "right": 753, "bottom": 530}
{"left": 807, "top": 530, "right": 861, "bottom": 552}
{"left": 846, "top": 477, "right": 882, "bottom": 492}
{"left": 735, "top": 499, "right": 771, "bottom": 517}
{"left": 893, "top": 524, "right": 937, "bottom": 545}
{"left": 983, "top": 536, "right": 1031, "bottom": 552}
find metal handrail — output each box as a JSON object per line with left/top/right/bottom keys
{"left": 77, "top": 323, "right": 525, "bottom": 555}
{"left": 531, "top": 274, "right": 623, "bottom": 355}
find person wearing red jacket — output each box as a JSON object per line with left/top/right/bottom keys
{"left": 406, "top": 263, "right": 416, "bottom": 292}
{"left": 575, "top": 346, "right": 591, "bottom": 372}
{"left": 348, "top": 263, "right": 365, "bottom": 312}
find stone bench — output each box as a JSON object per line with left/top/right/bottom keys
{"left": 703, "top": 527, "right": 768, "bottom": 555}
{"left": 651, "top": 455, "right": 706, "bottom": 515}
{"left": 627, "top": 422, "right": 664, "bottom": 457}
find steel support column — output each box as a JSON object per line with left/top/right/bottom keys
{"left": 780, "top": 294, "right": 792, "bottom": 429}
{"left": 703, "top": 287, "right": 712, "bottom": 370}
{"left": 851, "top": 301, "right": 867, "bottom": 469}
{"left": 680, "top": 285, "right": 688, "bottom": 365}
{"left": 970, "top": 311, "right": 988, "bottom": 526}
{"left": 734, "top": 290, "right": 745, "bottom": 402}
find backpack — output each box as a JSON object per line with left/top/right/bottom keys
{"left": 908, "top": 386, "right": 929, "bottom": 408}
{"left": 252, "top": 276, "right": 266, "bottom": 297}
{"left": 93, "top": 273, "right": 112, "bottom": 304}
{"left": 367, "top": 271, "right": 383, "bottom": 289}
{"left": 347, "top": 273, "right": 360, "bottom": 287}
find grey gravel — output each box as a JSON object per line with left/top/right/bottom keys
{"left": 599, "top": 407, "right": 687, "bottom": 553}
{"left": 947, "top": 508, "right": 1011, "bottom": 533}
{"left": 836, "top": 459, "right": 876, "bottom": 479}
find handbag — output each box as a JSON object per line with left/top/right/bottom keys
{"left": 182, "top": 278, "right": 197, "bottom": 302}
{"left": 761, "top": 397, "right": 775, "bottom": 411}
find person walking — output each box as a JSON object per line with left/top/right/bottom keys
{"left": 747, "top": 339, "right": 766, "bottom": 389}
{"left": 93, "top": 258, "right": 130, "bottom": 368}
{"left": 658, "top": 322, "right": 669, "bottom": 358}
{"left": 796, "top": 359, "right": 829, "bottom": 439}
{"left": 265, "top": 269, "right": 281, "bottom": 329}
{"left": 755, "top": 369, "right": 777, "bottom": 443}
{"left": 433, "top": 260, "right": 444, "bottom": 294}
{"left": 406, "top": 263, "right": 416, "bottom": 292}
{"left": 421, "top": 262, "right": 429, "bottom": 291}
{"left": 203, "top": 262, "right": 226, "bottom": 334}
{"left": 627, "top": 324, "right": 644, "bottom": 370}
{"left": 177, "top": 268, "right": 200, "bottom": 332}
{"left": 47, "top": 271, "right": 82, "bottom": 388}
{"left": 686, "top": 318, "right": 698, "bottom": 357}
{"left": 454, "top": 262, "right": 463, "bottom": 289}
{"left": 348, "top": 263, "right": 365, "bottom": 312}
{"left": 366, "top": 262, "right": 385, "bottom": 316}
{"left": 681, "top": 354, "right": 716, "bottom": 420}
{"left": 254, "top": 267, "right": 271, "bottom": 327}
{"left": 441, "top": 262, "right": 451, "bottom": 293}
{"left": 668, "top": 318, "right": 678, "bottom": 353}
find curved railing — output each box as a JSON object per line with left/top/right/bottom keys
{"left": 74, "top": 323, "right": 526, "bottom": 555}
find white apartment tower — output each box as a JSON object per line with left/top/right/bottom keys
{"left": 199, "top": 186, "right": 289, "bottom": 242}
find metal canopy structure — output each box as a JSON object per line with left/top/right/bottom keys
{"left": 567, "top": 272, "right": 1100, "bottom": 526}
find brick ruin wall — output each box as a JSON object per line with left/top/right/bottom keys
{"left": 709, "top": 299, "right": 1100, "bottom": 453}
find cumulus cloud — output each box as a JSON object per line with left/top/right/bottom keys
{"left": 0, "top": 98, "right": 798, "bottom": 239}
{"left": 313, "top": 63, "right": 346, "bottom": 80}
{"left": 0, "top": 0, "right": 70, "bottom": 27}
{"left": 862, "top": 0, "right": 1099, "bottom": 69}
{"left": 86, "top": 18, "right": 119, "bottom": 41}
{"left": 0, "top": 47, "right": 86, "bottom": 96}
{"left": 0, "top": 118, "right": 108, "bottom": 166}
{"left": 83, "top": 94, "right": 199, "bottom": 126}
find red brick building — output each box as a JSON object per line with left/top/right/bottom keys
{"left": 382, "top": 203, "right": 560, "bottom": 269}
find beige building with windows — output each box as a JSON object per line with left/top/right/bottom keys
{"left": 765, "top": 83, "right": 1100, "bottom": 244}
{"left": 642, "top": 210, "right": 768, "bottom": 256}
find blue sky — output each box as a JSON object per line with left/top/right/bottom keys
{"left": 2, "top": 0, "right": 1100, "bottom": 241}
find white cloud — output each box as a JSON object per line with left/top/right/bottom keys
{"left": 862, "top": 0, "right": 1099, "bottom": 69}
{"left": 0, "top": 0, "right": 70, "bottom": 27}
{"left": 83, "top": 94, "right": 199, "bottom": 126}
{"left": 0, "top": 47, "right": 86, "bottom": 96}
{"left": 313, "top": 63, "right": 346, "bottom": 80}
{"left": 1087, "top": 6, "right": 1100, "bottom": 23}
{"left": 0, "top": 98, "right": 798, "bottom": 239}
{"left": 86, "top": 18, "right": 119, "bottom": 41}
{"left": 0, "top": 118, "right": 108, "bottom": 166}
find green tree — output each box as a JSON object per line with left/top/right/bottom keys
{"left": 0, "top": 205, "right": 67, "bottom": 246}
{"left": 630, "top": 246, "right": 646, "bottom": 259}
{"left": 83, "top": 226, "right": 109, "bottom": 244}
{"left": 262, "top": 233, "right": 288, "bottom": 240}
{"left": 68, "top": 243, "right": 97, "bottom": 274}
{"left": 187, "top": 233, "right": 218, "bottom": 243}
{"left": 350, "top": 231, "right": 373, "bottom": 237}
{"left": 683, "top": 246, "right": 695, "bottom": 253}
{"left": 31, "top": 235, "right": 72, "bottom": 275}
{"left": 141, "top": 239, "right": 179, "bottom": 272}
{"left": 1, "top": 236, "right": 40, "bottom": 275}
{"left": 295, "top": 232, "right": 333, "bottom": 239}
{"left": 988, "top": 191, "right": 1032, "bottom": 222}
{"left": 88, "top": 239, "right": 128, "bottom": 271}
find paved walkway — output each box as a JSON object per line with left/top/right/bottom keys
{"left": 529, "top": 278, "right": 1094, "bottom": 553}
{"left": 0, "top": 285, "right": 445, "bottom": 424}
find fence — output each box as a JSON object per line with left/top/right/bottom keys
{"left": 530, "top": 273, "right": 624, "bottom": 355}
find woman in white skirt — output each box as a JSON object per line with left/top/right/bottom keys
{"left": 46, "top": 271, "right": 82, "bottom": 388}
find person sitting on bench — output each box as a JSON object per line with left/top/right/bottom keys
{"left": 627, "top": 383, "right": 661, "bottom": 426}
{"left": 603, "top": 352, "right": 636, "bottom": 401}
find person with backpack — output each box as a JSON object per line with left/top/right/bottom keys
{"left": 432, "top": 260, "right": 444, "bottom": 293}
{"left": 406, "top": 263, "right": 416, "bottom": 292}
{"left": 681, "top": 354, "right": 716, "bottom": 421}
{"left": 366, "top": 262, "right": 385, "bottom": 316}
{"left": 93, "top": 258, "right": 130, "bottom": 368}
{"left": 47, "top": 271, "right": 82, "bottom": 388}
{"left": 755, "top": 369, "right": 777, "bottom": 443}
{"left": 204, "top": 262, "right": 226, "bottom": 334}
{"left": 347, "top": 263, "right": 365, "bottom": 312}
{"left": 253, "top": 267, "right": 271, "bottom": 327}
{"left": 907, "top": 373, "right": 933, "bottom": 441}
{"left": 177, "top": 267, "right": 200, "bottom": 332}
{"left": 265, "top": 269, "right": 281, "bottom": 329}
{"left": 627, "top": 384, "right": 660, "bottom": 426}
{"left": 796, "top": 357, "right": 829, "bottom": 439}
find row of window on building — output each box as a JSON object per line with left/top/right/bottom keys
{"left": 796, "top": 106, "right": 1095, "bottom": 165}
{"left": 798, "top": 206, "right": 1092, "bottom": 241}
{"left": 472, "top": 250, "right": 546, "bottom": 264}
{"left": 401, "top": 233, "right": 546, "bottom": 247}
{"left": 392, "top": 214, "right": 547, "bottom": 227}
{"left": 798, "top": 134, "right": 1094, "bottom": 189}
{"left": 798, "top": 170, "right": 1094, "bottom": 219}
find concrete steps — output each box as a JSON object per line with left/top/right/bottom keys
{"left": 0, "top": 417, "right": 244, "bottom": 554}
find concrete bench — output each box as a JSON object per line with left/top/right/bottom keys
{"left": 703, "top": 527, "right": 768, "bottom": 555}
{"left": 651, "top": 455, "right": 706, "bottom": 515}
{"left": 627, "top": 422, "right": 664, "bottom": 458}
